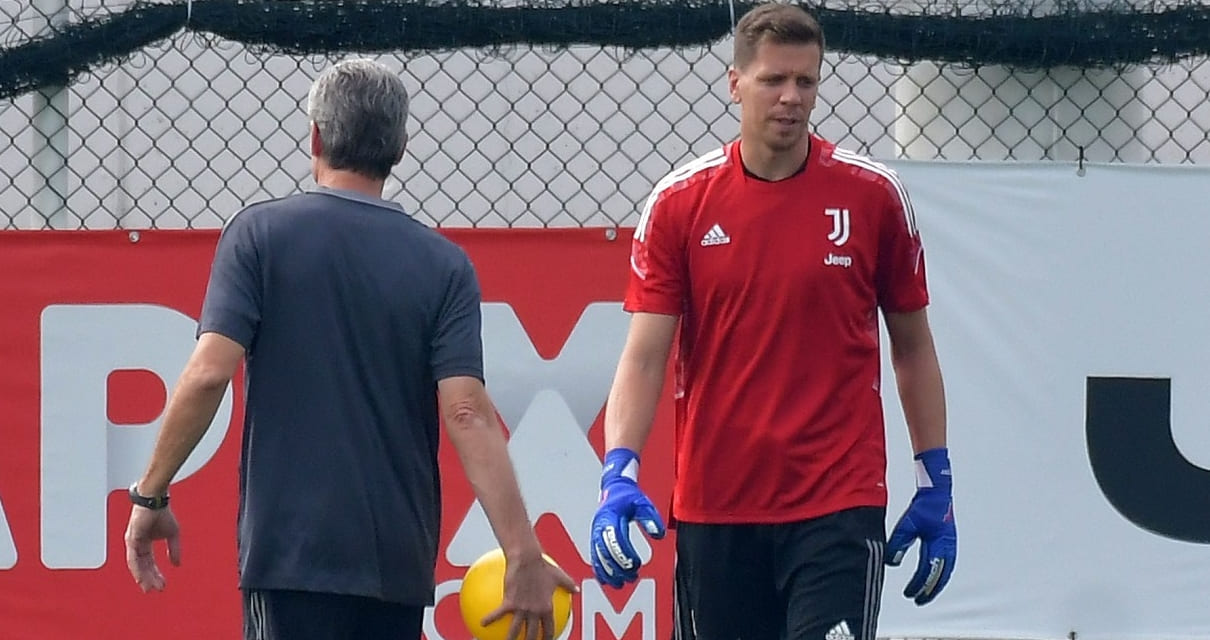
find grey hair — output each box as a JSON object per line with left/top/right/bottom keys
{"left": 306, "top": 59, "right": 410, "bottom": 179}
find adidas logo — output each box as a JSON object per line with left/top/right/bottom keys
{"left": 825, "top": 620, "right": 855, "bottom": 640}
{"left": 700, "top": 223, "right": 731, "bottom": 246}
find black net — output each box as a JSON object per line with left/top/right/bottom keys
{"left": 6, "top": 0, "right": 1210, "bottom": 100}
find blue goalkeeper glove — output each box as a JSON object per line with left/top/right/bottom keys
{"left": 886, "top": 447, "right": 957, "bottom": 606}
{"left": 590, "top": 448, "right": 667, "bottom": 588}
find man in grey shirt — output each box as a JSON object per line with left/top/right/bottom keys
{"left": 124, "top": 58, "right": 574, "bottom": 640}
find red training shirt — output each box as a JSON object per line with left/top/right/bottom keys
{"left": 626, "top": 135, "right": 928, "bottom": 524}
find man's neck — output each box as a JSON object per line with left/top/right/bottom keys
{"left": 738, "top": 136, "right": 810, "bottom": 182}
{"left": 315, "top": 169, "right": 387, "bottom": 200}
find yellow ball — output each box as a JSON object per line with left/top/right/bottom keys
{"left": 459, "top": 548, "right": 573, "bottom": 640}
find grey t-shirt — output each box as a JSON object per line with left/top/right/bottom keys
{"left": 198, "top": 187, "right": 482, "bottom": 604}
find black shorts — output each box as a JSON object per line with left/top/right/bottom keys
{"left": 242, "top": 589, "right": 425, "bottom": 640}
{"left": 673, "top": 506, "right": 886, "bottom": 640}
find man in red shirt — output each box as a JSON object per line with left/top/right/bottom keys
{"left": 588, "top": 5, "right": 956, "bottom": 640}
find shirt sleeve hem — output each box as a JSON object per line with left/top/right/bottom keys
{"left": 433, "top": 366, "right": 485, "bottom": 383}
{"left": 197, "top": 318, "right": 255, "bottom": 350}
{"left": 623, "top": 299, "right": 682, "bottom": 316}
{"left": 879, "top": 297, "right": 930, "bottom": 314}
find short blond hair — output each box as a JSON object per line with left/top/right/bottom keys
{"left": 733, "top": 3, "right": 825, "bottom": 70}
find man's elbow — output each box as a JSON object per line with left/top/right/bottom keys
{"left": 181, "top": 361, "right": 235, "bottom": 392}
{"left": 892, "top": 333, "right": 933, "bottom": 359}
{"left": 182, "top": 333, "right": 244, "bottom": 392}
{"left": 892, "top": 340, "right": 939, "bottom": 372}
{"left": 619, "top": 342, "right": 673, "bottom": 382}
{"left": 443, "top": 397, "right": 495, "bottom": 434}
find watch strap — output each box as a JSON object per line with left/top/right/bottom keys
{"left": 128, "top": 482, "right": 170, "bottom": 510}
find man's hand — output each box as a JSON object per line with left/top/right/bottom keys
{"left": 124, "top": 505, "right": 182, "bottom": 592}
{"left": 481, "top": 551, "right": 578, "bottom": 640}
{"left": 589, "top": 448, "right": 666, "bottom": 588}
{"left": 886, "top": 447, "right": 956, "bottom": 605}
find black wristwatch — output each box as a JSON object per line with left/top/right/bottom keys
{"left": 128, "top": 482, "right": 170, "bottom": 510}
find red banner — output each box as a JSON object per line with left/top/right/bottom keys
{"left": 0, "top": 230, "right": 674, "bottom": 640}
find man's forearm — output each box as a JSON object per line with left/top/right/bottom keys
{"left": 446, "top": 411, "right": 542, "bottom": 561}
{"left": 892, "top": 342, "right": 947, "bottom": 454}
{"left": 604, "top": 356, "right": 667, "bottom": 454}
{"left": 137, "top": 373, "right": 230, "bottom": 496}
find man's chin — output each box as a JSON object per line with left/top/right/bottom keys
{"left": 766, "top": 133, "right": 805, "bottom": 153}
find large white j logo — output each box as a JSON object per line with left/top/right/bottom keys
{"left": 826, "top": 207, "right": 850, "bottom": 246}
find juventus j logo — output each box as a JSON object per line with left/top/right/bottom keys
{"left": 826, "top": 208, "right": 850, "bottom": 246}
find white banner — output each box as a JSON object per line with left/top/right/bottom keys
{"left": 877, "top": 161, "right": 1210, "bottom": 640}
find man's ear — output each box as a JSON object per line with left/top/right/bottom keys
{"left": 727, "top": 67, "right": 741, "bottom": 104}
{"left": 310, "top": 122, "right": 323, "bottom": 157}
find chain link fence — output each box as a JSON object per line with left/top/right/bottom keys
{"left": 3, "top": 0, "right": 1210, "bottom": 230}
